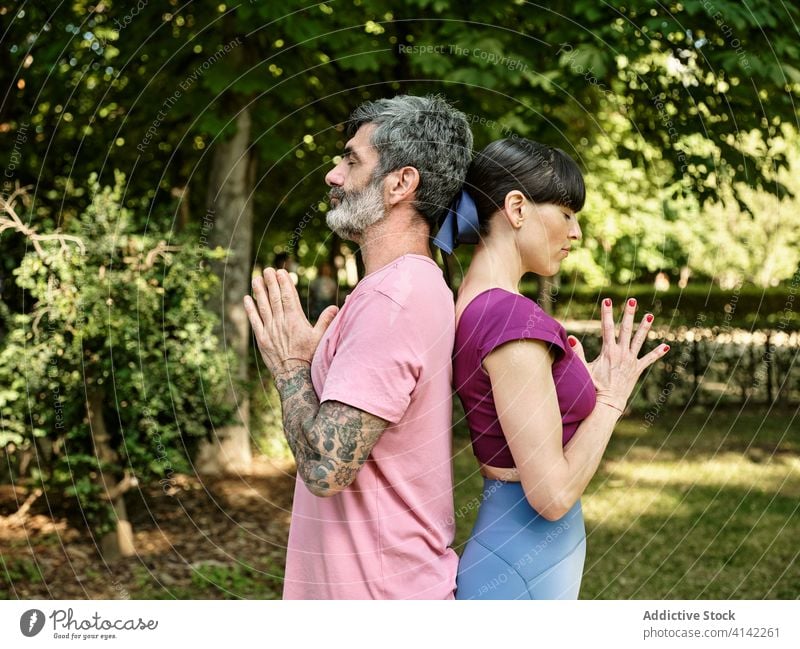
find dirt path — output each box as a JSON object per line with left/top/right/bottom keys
{"left": 0, "top": 457, "right": 296, "bottom": 599}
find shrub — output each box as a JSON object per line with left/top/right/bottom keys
{"left": 0, "top": 172, "right": 236, "bottom": 543}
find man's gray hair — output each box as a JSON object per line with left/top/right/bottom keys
{"left": 346, "top": 95, "right": 474, "bottom": 229}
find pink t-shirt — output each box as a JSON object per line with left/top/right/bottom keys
{"left": 282, "top": 254, "right": 458, "bottom": 599}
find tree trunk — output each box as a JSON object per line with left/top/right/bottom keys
{"left": 692, "top": 336, "right": 701, "bottom": 406}
{"left": 195, "top": 107, "right": 254, "bottom": 475}
{"left": 102, "top": 489, "right": 135, "bottom": 561}
{"left": 87, "top": 389, "right": 136, "bottom": 560}
{"left": 171, "top": 184, "right": 190, "bottom": 232}
{"left": 765, "top": 333, "right": 773, "bottom": 405}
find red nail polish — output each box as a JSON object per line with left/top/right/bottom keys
{"left": 568, "top": 337, "right": 577, "bottom": 347}
{"left": 663, "top": 345, "right": 670, "bottom": 352}
{"left": 628, "top": 298, "right": 636, "bottom": 307}
{"left": 604, "top": 298, "right": 611, "bottom": 307}
{"left": 646, "top": 314, "right": 654, "bottom": 323}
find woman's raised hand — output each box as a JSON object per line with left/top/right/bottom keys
{"left": 568, "top": 298, "right": 670, "bottom": 413}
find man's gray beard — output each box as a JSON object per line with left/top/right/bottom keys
{"left": 326, "top": 179, "right": 387, "bottom": 240}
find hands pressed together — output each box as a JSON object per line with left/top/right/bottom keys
{"left": 567, "top": 297, "right": 670, "bottom": 414}
{"left": 243, "top": 268, "right": 339, "bottom": 377}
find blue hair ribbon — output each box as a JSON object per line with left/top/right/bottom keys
{"left": 432, "top": 189, "right": 480, "bottom": 254}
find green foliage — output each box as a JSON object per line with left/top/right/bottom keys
{"left": 1, "top": 556, "right": 44, "bottom": 585}
{"left": 676, "top": 132, "right": 800, "bottom": 288}
{"left": 0, "top": 172, "right": 236, "bottom": 531}
{"left": 188, "top": 560, "right": 285, "bottom": 600}
{"left": 545, "top": 282, "right": 800, "bottom": 331}
{"left": 250, "top": 377, "right": 291, "bottom": 460}
{"left": 562, "top": 110, "right": 688, "bottom": 286}
{"left": 6, "top": 1, "right": 799, "bottom": 288}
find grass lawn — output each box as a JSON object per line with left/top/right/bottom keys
{"left": 452, "top": 404, "right": 800, "bottom": 599}
{"left": 3, "top": 405, "right": 796, "bottom": 599}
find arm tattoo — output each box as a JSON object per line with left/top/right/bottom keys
{"left": 273, "top": 366, "right": 388, "bottom": 496}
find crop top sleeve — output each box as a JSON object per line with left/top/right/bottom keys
{"left": 453, "top": 288, "right": 596, "bottom": 469}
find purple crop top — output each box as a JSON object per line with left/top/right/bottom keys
{"left": 453, "top": 288, "right": 597, "bottom": 468}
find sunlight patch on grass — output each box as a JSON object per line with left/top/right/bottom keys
{"left": 582, "top": 486, "right": 691, "bottom": 527}
{"left": 602, "top": 452, "right": 800, "bottom": 497}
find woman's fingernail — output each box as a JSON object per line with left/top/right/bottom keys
{"left": 604, "top": 298, "right": 611, "bottom": 307}
{"left": 628, "top": 298, "right": 636, "bottom": 307}
{"left": 646, "top": 314, "right": 654, "bottom": 323}
{"left": 568, "top": 337, "right": 577, "bottom": 347}
{"left": 663, "top": 345, "right": 670, "bottom": 352}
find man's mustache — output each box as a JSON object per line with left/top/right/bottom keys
{"left": 328, "top": 188, "right": 346, "bottom": 202}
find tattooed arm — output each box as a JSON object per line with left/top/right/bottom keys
{"left": 243, "top": 268, "right": 392, "bottom": 496}
{"left": 274, "top": 364, "right": 389, "bottom": 497}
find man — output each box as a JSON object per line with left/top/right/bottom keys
{"left": 243, "top": 95, "right": 473, "bottom": 598}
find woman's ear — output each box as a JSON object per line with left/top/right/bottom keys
{"left": 386, "top": 166, "right": 420, "bottom": 206}
{"left": 502, "top": 190, "right": 527, "bottom": 229}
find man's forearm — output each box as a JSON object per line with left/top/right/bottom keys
{"left": 272, "top": 364, "right": 389, "bottom": 497}
{"left": 273, "top": 365, "right": 334, "bottom": 494}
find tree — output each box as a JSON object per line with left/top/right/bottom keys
{"left": 677, "top": 129, "right": 800, "bottom": 288}
{"left": 0, "top": 174, "right": 234, "bottom": 558}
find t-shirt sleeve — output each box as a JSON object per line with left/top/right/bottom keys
{"left": 478, "top": 292, "right": 566, "bottom": 362}
{"left": 319, "top": 290, "right": 423, "bottom": 424}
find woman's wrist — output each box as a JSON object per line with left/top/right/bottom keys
{"left": 595, "top": 399, "right": 625, "bottom": 416}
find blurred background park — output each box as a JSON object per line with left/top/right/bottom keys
{"left": 0, "top": 1, "right": 798, "bottom": 599}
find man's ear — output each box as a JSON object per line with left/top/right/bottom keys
{"left": 385, "top": 166, "right": 420, "bottom": 206}
{"left": 502, "top": 190, "right": 527, "bottom": 229}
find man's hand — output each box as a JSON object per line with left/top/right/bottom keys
{"left": 243, "top": 267, "right": 338, "bottom": 376}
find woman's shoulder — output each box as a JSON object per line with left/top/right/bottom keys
{"left": 455, "top": 287, "right": 571, "bottom": 365}
{"left": 460, "top": 288, "right": 561, "bottom": 330}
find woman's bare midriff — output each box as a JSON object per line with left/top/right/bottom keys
{"left": 480, "top": 463, "right": 521, "bottom": 482}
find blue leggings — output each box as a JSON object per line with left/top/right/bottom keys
{"left": 455, "top": 479, "right": 586, "bottom": 600}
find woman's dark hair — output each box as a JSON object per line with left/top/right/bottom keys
{"left": 465, "top": 138, "right": 585, "bottom": 235}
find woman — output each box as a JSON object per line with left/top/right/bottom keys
{"left": 441, "top": 138, "right": 670, "bottom": 599}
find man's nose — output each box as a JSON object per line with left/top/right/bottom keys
{"left": 325, "top": 162, "right": 345, "bottom": 187}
